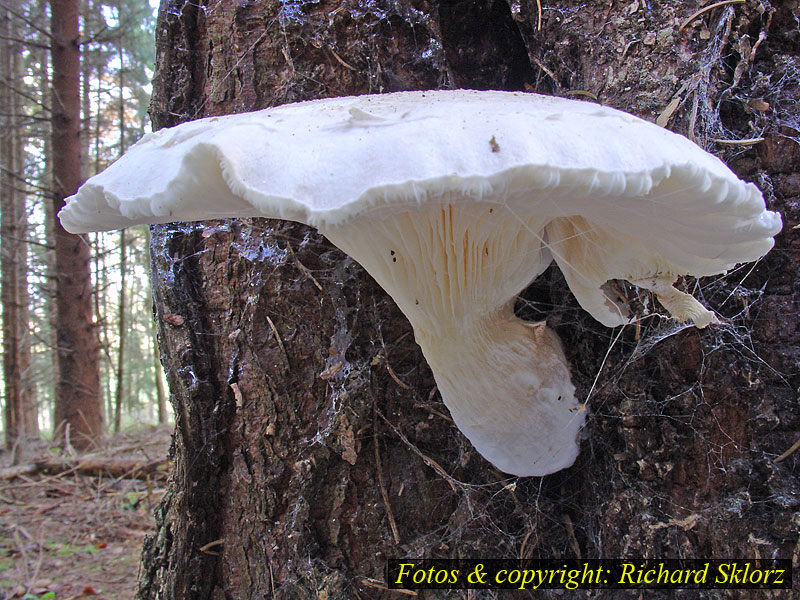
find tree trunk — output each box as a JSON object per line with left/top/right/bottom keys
{"left": 51, "top": 0, "right": 103, "bottom": 449}
{"left": 41, "top": 62, "right": 59, "bottom": 431}
{"left": 1, "top": 0, "right": 35, "bottom": 447}
{"left": 16, "top": 101, "right": 36, "bottom": 439}
{"left": 114, "top": 45, "right": 128, "bottom": 433}
{"left": 114, "top": 228, "right": 127, "bottom": 433}
{"left": 140, "top": 1, "right": 799, "bottom": 599}
{"left": 1, "top": 1, "right": 22, "bottom": 448}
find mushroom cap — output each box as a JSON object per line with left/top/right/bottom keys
{"left": 59, "top": 90, "right": 780, "bottom": 280}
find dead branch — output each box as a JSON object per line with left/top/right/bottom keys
{"left": 0, "top": 456, "right": 167, "bottom": 481}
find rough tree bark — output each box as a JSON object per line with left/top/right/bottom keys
{"left": 152, "top": 327, "right": 168, "bottom": 424}
{"left": 140, "top": 1, "right": 799, "bottom": 599}
{"left": 51, "top": 0, "right": 103, "bottom": 449}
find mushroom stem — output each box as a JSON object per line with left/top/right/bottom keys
{"left": 324, "top": 201, "right": 584, "bottom": 475}
{"left": 417, "top": 308, "right": 583, "bottom": 476}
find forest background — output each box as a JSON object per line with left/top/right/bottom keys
{"left": 1, "top": 0, "right": 165, "bottom": 451}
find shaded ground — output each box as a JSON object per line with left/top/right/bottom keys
{"left": 0, "top": 426, "right": 171, "bottom": 600}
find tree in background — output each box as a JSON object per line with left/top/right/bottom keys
{"left": 51, "top": 0, "right": 103, "bottom": 448}
{"left": 82, "top": 0, "right": 157, "bottom": 432}
{"left": 1, "top": 0, "right": 37, "bottom": 448}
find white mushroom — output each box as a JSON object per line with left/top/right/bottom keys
{"left": 58, "top": 90, "right": 782, "bottom": 476}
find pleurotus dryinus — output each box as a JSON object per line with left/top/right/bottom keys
{"left": 59, "top": 90, "right": 782, "bottom": 476}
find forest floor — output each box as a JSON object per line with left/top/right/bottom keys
{"left": 0, "top": 426, "right": 172, "bottom": 600}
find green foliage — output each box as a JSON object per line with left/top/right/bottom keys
{"left": 51, "top": 542, "right": 101, "bottom": 557}
{"left": 21, "top": 592, "right": 56, "bottom": 600}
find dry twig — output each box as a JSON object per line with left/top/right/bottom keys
{"left": 330, "top": 48, "right": 357, "bottom": 71}
{"left": 563, "top": 513, "right": 581, "bottom": 558}
{"left": 359, "top": 578, "right": 418, "bottom": 596}
{"left": 199, "top": 539, "right": 224, "bottom": 554}
{"left": 536, "top": 0, "right": 543, "bottom": 31}
{"left": 519, "top": 522, "right": 540, "bottom": 559}
{"left": 265, "top": 315, "right": 289, "bottom": 364}
{"left": 531, "top": 56, "right": 558, "bottom": 88}
{"left": 680, "top": 0, "right": 745, "bottom": 32}
{"left": 373, "top": 419, "right": 401, "bottom": 544}
{"left": 564, "top": 90, "right": 598, "bottom": 101}
{"left": 711, "top": 137, "right": 765, "bottom": 145}
{"left": 385, "top": 359, "right": 411, "bottom": 390}
{"left": 376, "top": 410, "right": 460, "bottom": 492}
{"left": 286, "top": 242, "right": 323, "bottom": 290}
{"left": 775, "top": 436, "right": 800, "bottom": 463}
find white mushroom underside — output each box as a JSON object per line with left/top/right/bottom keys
{"left": 324, "top": 202, "right": 583, "bottom": 476}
